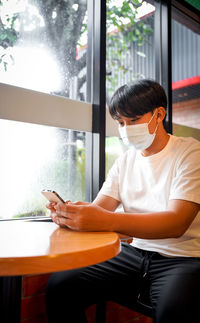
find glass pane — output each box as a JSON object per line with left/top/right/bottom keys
{"left": 172, "top": 17, "right": 200, "bottom": 140}
{"left": 0, "top": 0, "right": 88, "bottom": 101}
{"left": 106, "top": 137, "right": 125, "bottom": 176}
{"left": 0, "top": 119, "right": 86, "bottom": 219}
{"left": 106, "top": 0, "right": 155, "bottom": 170}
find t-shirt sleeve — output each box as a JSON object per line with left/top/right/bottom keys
{"left": 169, "top": 142, "right": 200, "bottom": 205}
{"left": 97, "top": 157, "right": 121, "bottom": 202}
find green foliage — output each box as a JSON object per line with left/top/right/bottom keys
{"left": 0, "top": 2, "right": 19, "bottom": 45}
{"left": 13, "top": 210, "right": 46, "bottom": 218}
{"left": 76, "top": 147, "right": 86, "bottom": 201}
{"left": 0, "top": 0, "right": 19, "bottom": 70}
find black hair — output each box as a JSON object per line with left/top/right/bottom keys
{"left": 109, "top": 79, "right": 167, "bottom": 119}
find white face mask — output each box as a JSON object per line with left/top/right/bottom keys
{"left": 118, "top": 112, "right": 158, "bottom": 150}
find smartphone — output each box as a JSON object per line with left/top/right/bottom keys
{"left": 41, "top": 190, "right": 65, "bottom": 203}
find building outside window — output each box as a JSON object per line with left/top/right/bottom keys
{"left": 171, "top": 15, "right": 200, "bottom": 139}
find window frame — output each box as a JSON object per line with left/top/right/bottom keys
{"left": 0, "top": 83, "right": 92, "bottom": 132}
{"left": 86, "top": 0, "right": 106, "bottom": 201}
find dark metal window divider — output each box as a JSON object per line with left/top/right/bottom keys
{"left": 86, "top": 0, "right": 106, "bottom": 201}
{"left": 155, "top": 0, "right": 172, "bottom": 134}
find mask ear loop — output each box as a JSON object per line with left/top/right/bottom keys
{"left": 153, "top": 123, "right": 158, "bottom": 135}
{"left": 148, "top": 110, "right": 156, "bottom": 125}
{"left": 148, "top": 110, "right": 158, "bottom": 134}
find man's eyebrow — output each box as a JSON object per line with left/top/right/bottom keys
{"left": 115, "top": 115, "right": 141, "bottom": 120}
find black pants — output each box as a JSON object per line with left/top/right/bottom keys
{"left": 46, "top": 243, "right": 200, "bottom": 323}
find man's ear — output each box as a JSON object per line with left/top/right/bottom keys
{"left": 157, "top": 106, "right": 166, "bottom": 122}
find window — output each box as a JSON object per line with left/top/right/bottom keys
{"left": 0, "top": 0, "right": 88, "bottom": 100}
{"left": 0, "top": 119, "right": 86, "bottom": 219}
{"left": 105, "top": 0, "right": 155, "bottom": 173}
{"left": 0, "top": 0, "right": 90, "bottom": 219}
{"left": 171, "top": 13, "right": 200, "bottom": 140}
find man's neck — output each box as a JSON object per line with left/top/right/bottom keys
{"left": 141, "top": 127, "right": 170, "bottom": 157}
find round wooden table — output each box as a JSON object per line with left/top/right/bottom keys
{"left": 0, "top": 220, "right": 121, "bottom": 323}
{"left": 0, "top": 221, "right": 120, "bottom": 275}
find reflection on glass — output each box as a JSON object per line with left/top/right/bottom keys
{"left": 172, "top": 18, "right": 200, "bottom": 139}
{"left": 0, "top": 0, "right": 88, "bottom": 101}
{"left": 0, "top": 119, "right": 86, "bottom": 219}
{"left": 106, "top": 0, "right": 155, "bottom": 169}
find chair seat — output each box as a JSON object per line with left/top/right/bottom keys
{"left": 96, "top": 297, "right": 153, "bottom": 323}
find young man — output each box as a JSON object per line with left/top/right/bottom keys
{"left": 46, "top": 79, "right": 200, "bottom": 323}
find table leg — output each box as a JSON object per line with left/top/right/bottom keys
{"left": 0, "top": 276, "right": 22, "bottom": 323}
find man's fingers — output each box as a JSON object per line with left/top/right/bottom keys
{"left": 55, "top": 203, "right": 80, "bottom": 214}
{"left": 53, "top": 204, "right": 80, "bottom": 221}
{"left": 46, "top": 202, "right": 56, "bottom": 209}
{"left": 53, "top": 215, "right": 75, "bottom": 229}
{"left": 53, "top": 203, "right": 89, "bottom": 230}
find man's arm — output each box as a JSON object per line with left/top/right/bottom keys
{"left": 111, "top": 199, "right": 200, "bottom": 239}
{"left": 92, "top": 194, "right": 133, "bottom": 241}
{"left": 52, "top": 197, "right": 200, "bottom": 239}
{"left": 92, "top": 194, "right": 120, "bottom": 211}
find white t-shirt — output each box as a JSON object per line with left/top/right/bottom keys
{"left": 98, "top": 135, "right": 200, "bottom": 257}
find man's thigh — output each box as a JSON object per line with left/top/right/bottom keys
{"left": 47, "top": 243, "right": 144, "bottom": 308}
{"left": 150, "top": 256, "right": 200, "bottom": 323}
{"left": 82, "top": 243, "right": 145, "bottom": 306}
